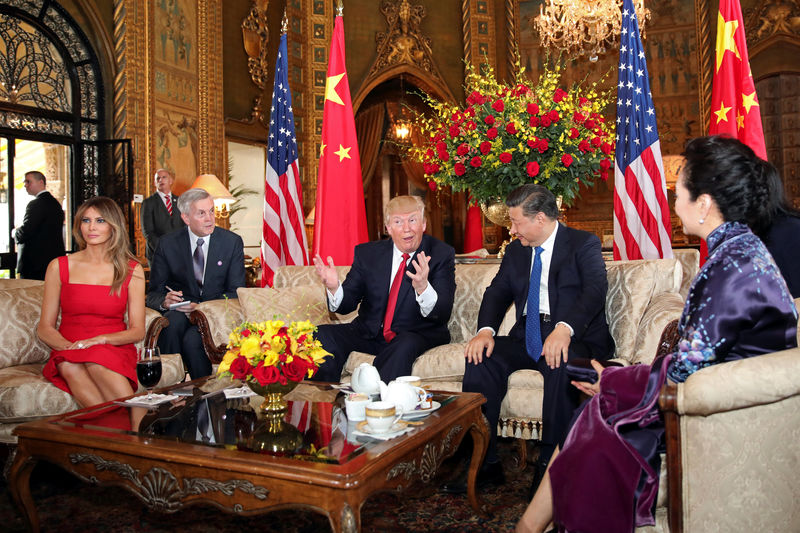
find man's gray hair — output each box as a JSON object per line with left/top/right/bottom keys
{"left": 177, "top": 187, "right": 212, "bottom": 214}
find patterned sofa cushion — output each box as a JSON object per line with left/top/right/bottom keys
{"left": 237, "top": 284, "right": 332, "bottom": 326}
{"left": 194, "top": 298, "right": 245, "bottom": 347}
{"left": 604, "top": 260, "right": 658, "bottom": 363}
{"left": 0, "top": 285, "right": 51, "bottom": 369}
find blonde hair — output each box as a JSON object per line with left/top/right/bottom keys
{"left": 383, "top": 195, "right": 426, "bottom": 226}
{"left": 72, "top": 197, "right": 138, "bottom": 294}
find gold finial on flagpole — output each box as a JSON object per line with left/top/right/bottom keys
{"left": 281, "top": 8, "right": 288, "bottom": 34}
{"left": 336, "top": 0, "right": 343, "bottom": 17}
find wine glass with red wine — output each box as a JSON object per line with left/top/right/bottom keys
{"left": 137, "top": 347, "right": 162, "bottom": 401}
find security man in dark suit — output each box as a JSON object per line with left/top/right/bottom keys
{"left": 141, "top": 168, "right": 185, "bottom": 262}
{"left": 146, "top": 187, "right": 245, "bottom": 379}
{"left": 15, "top": 171, "right": 65, "bottom": 280}
{"left": 312, "top": 195, "right": 456, "bottom": 383}
{"left": 442, "top": 184, "right": 613, "bottom": 494}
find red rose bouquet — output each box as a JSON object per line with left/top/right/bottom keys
{"left": 216, "top": 320, "right": 331, "bottom": 385}
{"left": 411, "top": 60, "right": 615, "bottom": 206}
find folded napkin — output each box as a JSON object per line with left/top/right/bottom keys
{"left": 223, "top": 386, "right": 258, "bottom": 399}
{"left": 120, "top": 394, "right": 179, "bottom": 407}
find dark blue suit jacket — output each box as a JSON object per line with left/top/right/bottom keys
{"left": 146, "top": 226, "right": 245, "bottom": 309}
{"left": 477, "top": 224, "right": 613, "bottom": 357}
{"left": 335, "top": 234, "right": 456, "bottom": 341}
{"left": 141, "top": 192, "right": 185, "bottom": 261}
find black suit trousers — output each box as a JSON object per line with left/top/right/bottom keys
{"left": 462, "top": 318, "right": 591, "bottom": 464}
{"left": 157, "top": 310, "right": 210, "bottom": 379}
{"left": 312, "top": 322, "right": 448, "bottom": 383}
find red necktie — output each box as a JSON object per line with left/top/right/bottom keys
{"left": 383, "top": 253, "right": 409, "bottom": 342}
{"left": 165, "top": 194, "right": 173, "bottom": 215}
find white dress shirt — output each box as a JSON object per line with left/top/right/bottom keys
{"left": 481, "top": 223, "right": 573, "bottom": 337}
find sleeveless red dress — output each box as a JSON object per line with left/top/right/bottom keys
{"left": 43, "top": 256, "right": 139, "bottom": 393}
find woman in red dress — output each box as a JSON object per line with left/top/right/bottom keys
{"left": 39, "top": 197, "right": 146, "bottom": 407}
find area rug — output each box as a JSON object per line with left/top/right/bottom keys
{"left": 1, "top": 439, "right": 535, "bottom": 532}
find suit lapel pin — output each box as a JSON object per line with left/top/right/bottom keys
{"left": 217, "top": 260, "right": 222, "bottom": 266}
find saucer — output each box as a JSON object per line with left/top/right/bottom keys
{"left": 356, "top": 419, "right": 408, "bottom": 436}
{"left": 402, "top": 401, "right": 441, "bottom": 420}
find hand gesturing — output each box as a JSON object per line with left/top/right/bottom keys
{"left": 313, "top": 254, "right": 339, "bottom": 292}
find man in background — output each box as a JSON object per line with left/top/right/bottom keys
{"left": 141, "top": 168, "right": 185, "bottom": 263}
{"left": 15, "top": 170, "right": 65, "bottom": 280}
{"left": 146, "top": 187, "right": 245, "bottom": 379}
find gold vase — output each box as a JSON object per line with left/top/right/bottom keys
{"left": 480, "top": 201, "right": 511, "bottom": 228}
{"left": 245, "top": 379, "right": 305, "bottom": 455}
{"left": 481, "top": 201, "right": 512, "bottom": 258}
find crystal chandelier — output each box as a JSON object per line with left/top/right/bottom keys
{"left": 534, "top": 0, "right": 651, "bottom": 61}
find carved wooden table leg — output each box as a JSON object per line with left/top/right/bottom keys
{"left": 328, "top": 499, "right": 361, "bottom": 533}
{"left": 466, "top": 414, "right": 490, "bottom": 513}
{"left": 8, "top": 449, "right": 39, "bottom": 533}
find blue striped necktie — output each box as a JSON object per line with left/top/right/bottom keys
{"left": 526, "top": 246, "right": 544, "bottom": 361}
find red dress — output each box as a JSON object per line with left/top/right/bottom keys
{"left": 43, "top": 256, "right": 139, "bottom": 393}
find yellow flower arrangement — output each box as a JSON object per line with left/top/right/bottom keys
{"left": 217, "top": 320, "right": 331, "bottom": 385}
{"left": 410, "top": 60, "right": 615, "bottom": 206}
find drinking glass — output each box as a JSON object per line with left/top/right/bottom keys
{"left": 137, "top": 347, "right": 162, "bottom": 401}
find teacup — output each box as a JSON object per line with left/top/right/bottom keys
{"left": 344, "top": 393, "right": 370, "bottom": 421}
{"left": 395, "top": 375, "right": 422, "bottom": 388}
{"left": 364, "top": 401, "right": 403, "bottom": 433}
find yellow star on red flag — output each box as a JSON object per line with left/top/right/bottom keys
{"left": 334, "top": 144, "right": 352, "bottom": 162}
{"left": 714, "top": 101, "right": 732, "bottom": 124}
{"left": 715, "top": 14, "right": 741, "bottom": 72}
{"left": 742, "top": 91, "right": 759, "bottom": 114}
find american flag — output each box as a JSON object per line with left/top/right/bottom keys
{"left": 261, "top": 32, "right": 309, "bottom": 287}
{"left": 612, "top": 0, "right": 672, "bottom": 260}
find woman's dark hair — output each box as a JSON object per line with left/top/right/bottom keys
{"left": 681, "top": 135, "right": 787, "bottom": 230}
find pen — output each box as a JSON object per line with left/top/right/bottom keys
{"left": 165, "top": 286, "right": 183, "bottom": 301}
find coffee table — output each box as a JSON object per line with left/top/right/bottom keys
{"left": 9, "top": 379, "right": 488, "bottom": 532}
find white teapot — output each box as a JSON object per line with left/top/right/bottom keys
{"left": 379, "top": 380, "right": 426, "bottom": 412}
{"left": 350, "top": 363, "right": 382, "bottom": 395}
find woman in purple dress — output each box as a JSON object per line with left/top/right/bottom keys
{"left": 516, "top": 136, "right": 798, "bottom": 533}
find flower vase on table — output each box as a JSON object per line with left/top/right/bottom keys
{"left": 216, "top": 319, "right": 332, "bottom": 455}
{"left": 246, "top": 380, "right": 304, "bottom": 454}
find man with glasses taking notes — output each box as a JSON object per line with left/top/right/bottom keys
{"left": 146, "top": 187, "right": 245, "bottom": 379}
{"left": 311, "top": 195, "right": 456, "bottom": 383}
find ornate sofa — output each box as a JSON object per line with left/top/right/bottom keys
{"left": 0, "top": 280, "right": 186, "bottom": 446}
{"left": 191, "top": 251, "right": 697, "bottom": 442}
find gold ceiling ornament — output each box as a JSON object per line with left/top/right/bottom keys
{"left": 370, "top": 0, "right": 436, "bottom": 76}
{"left": 534, "top": 0, "right": 651, "bottom": 62}
{"left": 241, "top": 0, "right": 270, "bottom": 90}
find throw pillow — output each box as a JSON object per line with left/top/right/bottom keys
{"left": 0, "top": 285, "right": 51, "bottom": 369}
{"left": 237, "top": 284, "right": 331, "bottom": 326}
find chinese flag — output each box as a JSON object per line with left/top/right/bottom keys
{"left": 709, "top": 0, "right": 766, "bottom": 157}
{"left": 313, "top": 13, "right": 368, "bottom": 265}
{"left": 464, "top": 195, "right": 483, "bottom": 253}
{"left": 703, "top": 0, "right": 767, "bottom": 261}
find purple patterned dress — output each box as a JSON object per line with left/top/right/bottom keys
{"left": 548, "top": 222, "right": 798, "bottom": 533}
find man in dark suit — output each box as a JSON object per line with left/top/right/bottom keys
{"left": 141, "top": 168, "right": 185, "bottom": 262}
{"left": 15, "top": 171, "right": 65, "bottom": 279}
{"left": 311, "top": 195, "right": 456, "bottom": 382}
{"left": 442, "top": 184, "right": 613, "bottom": 493}
{"left": 146, "top": 187, "right": 245, "bottom": 379}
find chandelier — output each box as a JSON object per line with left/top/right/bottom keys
{"left": 534, "top": 0, "right": 651, "bottom": 61}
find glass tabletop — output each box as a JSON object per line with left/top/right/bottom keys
{"left": 54, "top": 380, "right": 455, "bottom": 465}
